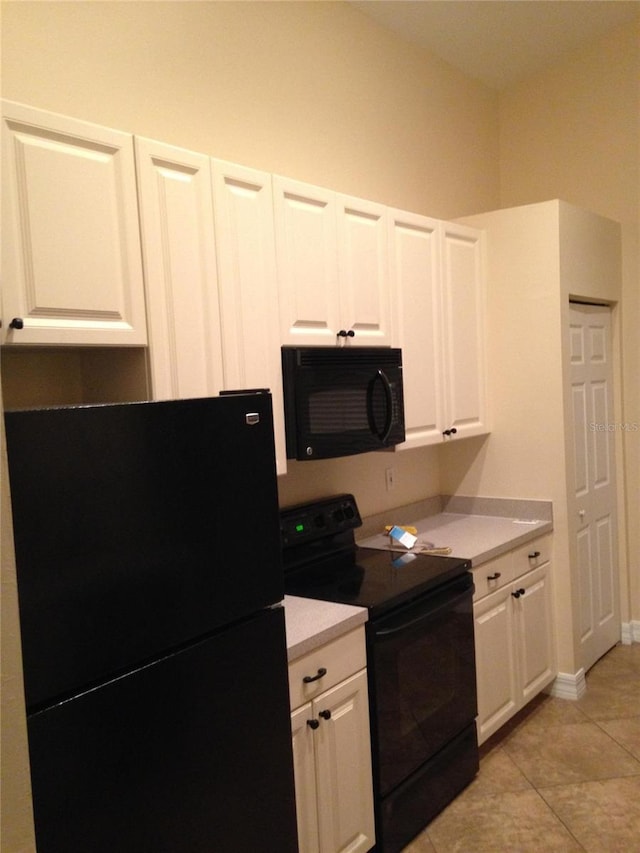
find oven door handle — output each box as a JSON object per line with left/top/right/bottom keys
{"left": 373, "top": 586, "right": 472, "bottom": 639}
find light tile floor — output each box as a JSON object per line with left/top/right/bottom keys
{"left": 403, "top": 642, "right": 640, "bottom": 852}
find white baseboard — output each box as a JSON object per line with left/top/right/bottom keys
{"left": 621, "top": 621, "right": 640, "bottom": 644}
{"left": 547, "top": 668, "right": 587, "bottom": 701}
{"left": 548, "top": 627, "right": 639, "bottom": 700}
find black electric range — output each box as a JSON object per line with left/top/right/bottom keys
{"left": 283, "top": 541, "right": 471, "bottom": 618}
{"left": 281, "top": 493, "right": 470, "bottom": 618}
{"left": 281, "top": 494, "right": 479, "bottom": 853}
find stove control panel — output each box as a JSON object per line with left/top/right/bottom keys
{"left": 280, "top": 493, "right": 362, "bottom": 548}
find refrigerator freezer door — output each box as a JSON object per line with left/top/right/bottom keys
{"left": 5, "top": 394, "right": 283, "bottom": 709}
{"left": 27, "top": 607, "right": 298, "bottom": 853}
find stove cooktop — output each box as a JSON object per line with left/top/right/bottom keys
{"left": 283, "top": 545, "right": 470, "bottom": 619}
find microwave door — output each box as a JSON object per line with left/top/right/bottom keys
{"left": 367, "top": 369, "right": 394, "bottom": 444}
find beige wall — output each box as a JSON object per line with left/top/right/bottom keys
{"left": 0, "top": 4, "right": 501, "bottom": 849}
{"left": 1, "top": 3, "right": 638, "bottom": 850}
{"left": 1, "top": 395, "right": 36, "bottom": 852}
{"left": 1, "top": 0, "right": 499, "bottom": 219}
{"left": 497, "top": 19, "right": 640, "bottom": 626}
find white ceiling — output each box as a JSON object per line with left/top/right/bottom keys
{"left": 350, "top": 1, "right": 640, "bottom": 90}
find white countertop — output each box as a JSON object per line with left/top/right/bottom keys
{"left": 358, "top": 511, "right": 552, "bottom": 567}
{"left": 283, "top": 595, "right": 368, "bottom": 661}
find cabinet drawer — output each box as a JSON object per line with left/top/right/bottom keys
{"left": 288, "top": 628, "right": 366, "bottom": 711}
{"left": 513, "top": 534, "right": 551, "bottom": 576}
{"left": 472, "top": 551, "right": 515, "bottom": 601}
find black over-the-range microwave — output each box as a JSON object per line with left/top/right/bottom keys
{"left": 281, "top": 346, "right": 406, "bottom": 461}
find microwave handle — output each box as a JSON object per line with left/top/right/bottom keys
{"left": 370, "top": 369, "right": 393, "bottom": 443}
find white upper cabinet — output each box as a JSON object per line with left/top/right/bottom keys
{"left": 389, "top": 210, "right": 444, "bottom": 448}
{"left": 274, "top": 177, "right": 392, "bottom": 346}
{"left": 212, "top": 159, "right": 286, "bottom": 474}
{"left": 274, "top": 176, "right": 340, "bottom": 345}
{"left": 390, "top": 211, "right": 488, "bottom": 448}
{"left": 441, "top": 222, "right": 487, "bottom": 439}
{"left": 135, "top": 137, "right": 223, "bottom": 400}
{"left": 1, "top": 101, "right": 147, "bottom": 346}
{"left": 336, "top": 194, "right": 391, "bottom": 345}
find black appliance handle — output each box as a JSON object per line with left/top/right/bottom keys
{"left": 373, "top": 586, "right": 472, "bottom": 640}
{"left": 367, "top": 369, "right": 393, "bottom": 443}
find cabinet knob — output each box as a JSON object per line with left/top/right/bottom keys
{"left": 487, "top": 572, "right": 501, "bottom": 581}
{"left": 9, "top": 317, "right": 24, "bottom": 330}
{"left": 442, "top": 427, "right": 458, "bottom": 437}
{"left": 307, "top": 719, "right": 320, "bottom": 730}
{"left": 319, "top": 709, "right": 332, "bottom": 720}
{"left": 302, "top": 667, "right": 327, "bottom": 684}
{"left": 337, "top": 329, "right": 355, "bottom": 338}
{"left": 528, "top": 551, "right": 541, "bottom": 559}
{"left": 511, "top": 588, "right": 526, "bottom": 599}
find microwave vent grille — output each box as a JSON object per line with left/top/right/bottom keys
{"left": 294, "top": 347, "right": 402, "bottom": 369}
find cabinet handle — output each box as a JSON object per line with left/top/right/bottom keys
{"left": 511, "top": 588, "right": 526, "bottom": 599}
{"left": 9, "top": 318, "right": 24, "bottom": 330}
{"left": 442, "top": 427, "right": 458, "bottom": 437}
{"left": 487, "top": 572, "right": 501, "bottom": 581}
{"left": 302, "top": 667, "right": 327, "bottom": 684}
{"left": 529, "top": 551, "right": 541, "bottom": 559}
{"left": 337, "top": 329, "right": 355, "bottom": 338}
{"left": 319, "top": 709, "right": 332, "bottom": 720}
{"left": 307, "top": 719, "right": 320, "bottom": 730}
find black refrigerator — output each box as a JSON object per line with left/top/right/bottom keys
{"left": 4, "top": 392, "right": 299, "bottom": 853}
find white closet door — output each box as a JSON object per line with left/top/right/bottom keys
{"left": 569, "top": 302, "right": 620, "bottom": 670}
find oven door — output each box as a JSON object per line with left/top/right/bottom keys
{"left": 368, "top": 573, "right": 477, "bottom": 797}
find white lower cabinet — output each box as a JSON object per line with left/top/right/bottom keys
{"left": 288, "top": 629, "right": 375, "bottom": 853}
{"left": 473, "top": 536, "right": 556, "bottom": 745}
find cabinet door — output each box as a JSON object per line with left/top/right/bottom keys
{"left": 135, "top": 137, "right": 223, "bottom": 400}
{"left": 514, "top": 564, "right": 556, "bottom": 703}
{"left": 473, "top": 587, "right": 519, "bottom": 745}
{"left": 441, "top": 222, "right": 487, "bottom": 438}
{"left": 337, "top": 195, "right": 392, "bottom": 345}
{"left": 291, "top": 704, "right": 321, "bottom": 853}
{"left": 274, "top": 176, "right": 340, "bottom": 345}
{"left": 1, "top": 101, "right": 147, "bottom": 346}
{"left": 389, "top": 209, "right": 444, "bottom": 448}
{"left": 212, "top": 160, "right": 286, "bottom": 474}
{"left": 314, "top": 670, "right": 376, "bottom": 853}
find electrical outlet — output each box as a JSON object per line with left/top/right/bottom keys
{"left": 385, "top": 467, "right": 395, "bottom": 491}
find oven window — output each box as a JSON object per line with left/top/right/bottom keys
{"left": 370, "top": 581, "right": 476, "bottom": 796}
